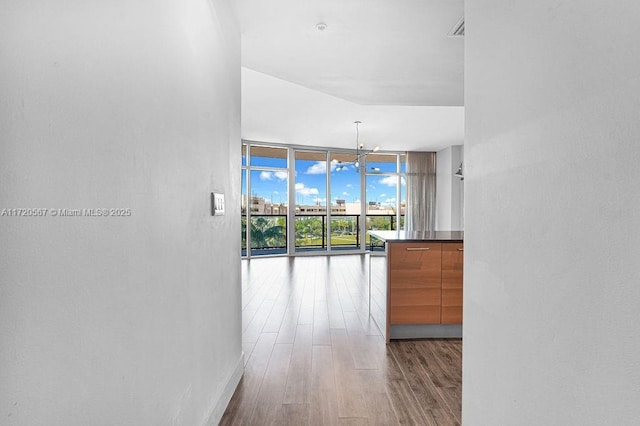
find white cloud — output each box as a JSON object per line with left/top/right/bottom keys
{"left": 342, "top": 191, "right": 349, "bottom": 196}
{"left": 260, "top": 171, "right": 288, "bottom": 181}
{"left": 379, "top": 176, "right": 401, "bottom": 187}
{"left": 306, "top": 161, "right": 327, "bottom": 175}
{"left": 306, "top": 161, "right": 338, "bottom": 175}
{"left": 260, "top": 171, "right": 272, "bottom": 180}
{"left": 313, "top": 197, "right": 326, "bottom": 203}
{"left": 380, "top": 193, "right": 387, "bottom": 198}
{"left": 295, "top": 182, "right": 319, "bottom": 196}
{"left": 346, "top": 184, "right": 353, "bottom": 188}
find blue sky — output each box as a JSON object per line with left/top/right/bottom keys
{"left": 245, "top": 157, "right": 405, "bottom": 207}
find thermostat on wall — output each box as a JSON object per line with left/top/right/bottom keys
{"left": 212, "top": 192, "right": 225, "bottom": 216}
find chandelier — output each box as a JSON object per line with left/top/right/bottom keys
{"left": 335, "top": 121, "right": 379, "bottom": 171}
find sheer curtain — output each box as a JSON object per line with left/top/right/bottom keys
{"left": 405, "top": 151, "right": 437, "bottom": 232}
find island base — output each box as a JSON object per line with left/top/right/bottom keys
{"left": 390, "top": 324, "right": 462, "bottom": 340}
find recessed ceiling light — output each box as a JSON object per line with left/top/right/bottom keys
{"left": 316, "top": 22, "right": 327, "bottom": 31}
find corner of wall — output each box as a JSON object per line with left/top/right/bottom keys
{"left": 205, "top": 352, "right": 244, "bottom": 425}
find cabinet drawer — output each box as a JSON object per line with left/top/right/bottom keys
{"left": 441, "top": 306, "right": 463, "bottom": 324}
{"left": 441, "top": 288, "right": 463, "bottom": 324}
{"left": 390, "top": 306, "right": 441, "bottom": 324}
{"left": 442, "top": 288, "right": 462, "bottom": 306}
{"left": 389, "top": 242, "right": 441, "bottom": 288}
{"left": 390, "top": 288, "right": 441, "bottom": 325}
{"left": 391, "top": 288, "right": 441, "bottom": 306}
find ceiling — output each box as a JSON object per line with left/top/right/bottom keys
{"left": 236, "top": 0, "right": 465, "bottom": 152}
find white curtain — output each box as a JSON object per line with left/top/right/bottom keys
{"left": 405, "top": 151, "right": 437, "bottom": 232}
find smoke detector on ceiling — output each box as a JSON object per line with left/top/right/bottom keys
{"left": 316, "top": 22, "right": 327, "bottom": 31}
{"left": 448, "top": 17, "right": 465, "bottom": 37}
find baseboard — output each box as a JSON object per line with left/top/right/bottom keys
{"left": 205, "top": 351, "right": 244, "bottom": 425}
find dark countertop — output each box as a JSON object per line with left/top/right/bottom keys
{"left": 368, "top": 230, "right": 464, "bottom": 243}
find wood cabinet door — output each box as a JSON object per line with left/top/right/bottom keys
{"left": 441, "top": 243, "right": 463, "bottom": 324}
{"left": 389, "top": 242, "right": 442, "bottom": 324}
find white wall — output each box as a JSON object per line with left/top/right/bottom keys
{"left": 464, "top": 1, "right": 640, "bottom": 425}
{"left": 436, "top": 145, "right": 464, "bottom": 230}
{"left": 0, "top": 1, "right": 242, "bottom": 425}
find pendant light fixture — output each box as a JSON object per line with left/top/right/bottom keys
{"left": 335, "top": 121, "right": 379, "bottom": 172}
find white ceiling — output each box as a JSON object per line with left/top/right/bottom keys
{"left": 237, "top": 0, "right": 465, "bottom": 152}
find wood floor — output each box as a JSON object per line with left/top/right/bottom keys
{"left": 220, "top": 255, "right": 462, "bottom": 426}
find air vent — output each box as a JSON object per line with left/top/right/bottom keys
{"left": 448, "top": 16, "right": 465, "bottom": 37}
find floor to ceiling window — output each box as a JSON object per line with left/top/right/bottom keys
{"left": 365, "top": 153, "right": 406, "bottom": 246}
{"left": 242, "top": 142, "right": 405, "bottom": 257}
{"left": 242, "top": 144, "right": 288, "bottom": 257}
{"left": 294, "top": 150, "right": 328, "bottom": 253}
{"left": 329, "top": 152, "right": 363, "bottom": 251}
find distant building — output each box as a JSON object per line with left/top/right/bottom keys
{"left": 242, "top": 195, "right": 287, "bottom": 215}
{"left": 242, "top": 195, "right": 403, "bottom": 216}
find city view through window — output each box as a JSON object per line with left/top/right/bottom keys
{"left": 242, "top": 144, "right": 405, "bottom": 256}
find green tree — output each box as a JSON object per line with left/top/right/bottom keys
{"left": 334, "top": 219, "right": 349, "bottom": 234}
{"left": 368, "top": 215, "right": 391, "bottom": 230}
{"left": 295, "top": 216, "right": 323, "bottom": 246}
{"left": 241, "top": 217, "right": 247, "bottom": 250}
{"left": 250, "top": 217, "right": 285, "bottom": 249}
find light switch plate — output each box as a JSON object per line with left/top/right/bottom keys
{"left": 212, "top": 192, "right": 225, "bottom": 216}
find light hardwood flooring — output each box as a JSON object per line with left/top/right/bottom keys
{"left": 220, "top": 255, "right": 462, "bottom": 425}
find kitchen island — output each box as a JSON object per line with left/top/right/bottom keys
{"left": 369, "top": 230, "right": 464, "bottom": 343}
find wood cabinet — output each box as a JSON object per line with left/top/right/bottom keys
{"left": 441, "top": 243, "right": 464, "bottom": 324}
{"left": 388, "top": 242, "right": 463, "bottom": 326}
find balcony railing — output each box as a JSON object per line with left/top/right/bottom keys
{"left": 242, "top": 214, "right": 403, "bottom": 256}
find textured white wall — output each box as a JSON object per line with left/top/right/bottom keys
{"left": 0, "top": 1, "right": 242, "bottom": 424}
{"left": 464, "top": 1, "right": 640, "bottom": 425}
